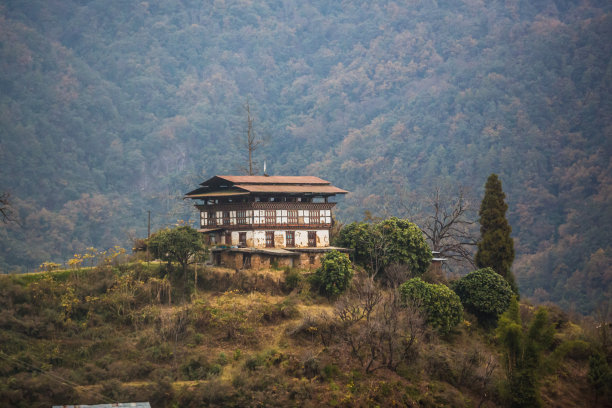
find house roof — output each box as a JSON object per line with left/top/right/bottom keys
{"left": 185, "top": 175, "right": 348, "bottom": 198}
{"left": 210, "top": 175, "right": 329, "bottom": 185}
{"left": 233, "top": 184, "right": 347, "bottom": 194}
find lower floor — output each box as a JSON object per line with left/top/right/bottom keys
{"left": 211, "top": 247, "right": 350, "bottom": 270}
{"left": 201, "top": 229, "right": 330, "bottom": 249}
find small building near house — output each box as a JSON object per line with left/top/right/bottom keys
{"left": 184, "top": 175, "right": 350, "bottom": 269}
{"left": 430, "top": 251, "right": 447, "bottom": 276}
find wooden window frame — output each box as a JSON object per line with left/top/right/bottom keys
{"left": 286, "top": 231, "right": 295, "bottom": 247}
{"left": 238, "top": 232, "right": 247, "bottom": 247}
{"left": 288, "top": 210, "right": 298, "bottom": 225}
{"left": 265, "top": 231, "right": 275, "bottom": 248}
{"left": 310, "top": 210, "right": 320, "bottom": 225}
{"left": 265, "top": 210, "right": 275, "bottom": 225}
{"left": 237, "top": 210, "right": 248, "bottom": 225}
{"left": 308, "top": 231, "right": 316, "bottom": 247}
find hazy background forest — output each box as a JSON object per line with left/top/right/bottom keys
{"left": 0, "top": 0, "right": 610, "bottom": 314}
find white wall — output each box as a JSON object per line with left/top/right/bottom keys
{"left": 225, "top": 229, "right": 329, "bottom": 248}
{"left": 253, "top": 230, "right": 267, "bottom": 248}
{"left": 316, "top": 230, "right": 329, "bottom": 247}
{"left": 294, "top": 230, "right": 309, "bottom": 247}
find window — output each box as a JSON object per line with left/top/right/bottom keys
{"left": 209, "top": 211, "right": 217, "bottom": 226}
{"left": 308, "top": 231, "right": 316, "bottom": 247}
{"left": 239, "top": 232, "right": 247, "bottom": 247}
{"left": 265, "top": 210, "right": 275, "bottom": 225}
{"left": 225, "top": 232, "right": 232, "bottom": 246}
{"left": 286, "top": 231, "right": 295, "bottom": 247}
{"left": 288, "top": 210, "right": 298, "bottom": 225}
{"left": 237, "top": 210, "right": 248, "bottom": 225}
{"left": 310, "top": 210, "right": 320, "bottom": 224}
{"left": 223, "top": 211, "right": 230, "bottom": 225}
{"left": 266, "top": 231, "right": 275, "bottom": 248}
{"left": 298, "top": 210, "right": 309, "bottom": 225}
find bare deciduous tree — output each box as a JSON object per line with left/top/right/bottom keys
{"left": 0, "top": 192, "right": 17, "bottom": 225}
{"left": 332, "top": 274, "right": 426, "bottom": 373}
{"left": 397, "top": 185, "right": 478, "bottom": 273}
{"left": 241, "top": 98, "right": 265, "bottom": 175}
{"left": 383, "top": 263, "right": 413, "bottom": 288}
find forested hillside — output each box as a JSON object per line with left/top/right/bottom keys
{"left": 0, "top": 0, "right": 610, "bottom": 314}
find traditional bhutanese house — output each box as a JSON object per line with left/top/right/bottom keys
{"left": 184, "top": 175, "right": 349, "bottom": 269}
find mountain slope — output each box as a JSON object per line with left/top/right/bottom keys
{"left": 0, "top": 0, "right": 610, "bottom": 313}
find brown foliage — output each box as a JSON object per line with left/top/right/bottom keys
{"left": 327, "top": 274, "right": 427, "bottom": 373}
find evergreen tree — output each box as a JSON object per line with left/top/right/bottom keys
{"left": 475, "top": 174, "right": 518, "bottom": 294}
{"left": 496, "top": 300, "right": 554, "bottom": 408}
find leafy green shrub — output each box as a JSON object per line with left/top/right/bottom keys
{"left": 302, "top": 355, "right": 320, "bottom": 379}
{"left": 261, "top": 296, "right": 299, "bottom": 323}
{"left": 399, "top": 278, "right": 463, "bottom": 334}
{"left": 244, "top": 354, "right": 265, "bottom": 371}
{"left": 284, "top": 268, "right": 302, "bottom": 291}
{"left": 334, "top": 218, "right": 432, "bottom": 278}
{"left": 217, "top": 352, "right": 228, "bottom": 366}
{"left": 322, "top": 363, "right": 340, "bottom": 381}
{"left": 147, "top": 343, "right": 173, "bottom": 363}
{"left": 452, "top": 267, "right": 513, "bottom": 326}
{"left": 181, "top": 356, "right": 221, "bottom": 380}
{"left": 311, "top": 250, "right": 353, "bottom": 297}
{"left": 588, "top": 352, "right": 611, "bottom": 404}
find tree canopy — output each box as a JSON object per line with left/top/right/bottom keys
{"left": 452, "top": 267, "right": 513, "bottom": 326}
{"left": 399, "top": 277, "right": 463, "bottom": 335}
{"left": 475, "top": 174, "right": 517, "bottom": 294}
{"left": 334, "top": 217, "right": 431, "bottom": 279}
{"left": 312, "top": 249, "right": 353, "bottom": 298}
{"left": 147, "top": 226, "right": 205, "bottom": 273}
{"left": 496, "top": 299, "right": 555, "bottom": 407}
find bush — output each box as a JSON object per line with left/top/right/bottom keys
{"left": 399, "top": 278, "right": 463, "bottom": 334}
{"left": 261, "top": 296, "right": 299, "bottom": 323}
{"left": 334, "top": 218, "right": 432, "bottom": 278}
{"left": 180, "top": 356, "right": 221, "bottom": 380}
{"left": 283, "top": 268, "right": 302, "bottom": 291}
{"left": 244, "top": 354, "right": 265, "bottom": 371}
{"left": 311, "top": 250, "right": 353, "bottom": 297}
{"left": 452, "top": 267, "right": 513, "bottom": 326}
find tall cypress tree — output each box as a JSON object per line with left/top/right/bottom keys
{"left": 475, "top": 174, "right": 518, "bottom": 294}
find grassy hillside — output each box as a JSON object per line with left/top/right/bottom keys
{"left": 0, "top": 1, "right": 610, "bottom": 314}
{"left": 0, "top": 260, "right": 609, "bottom": 407}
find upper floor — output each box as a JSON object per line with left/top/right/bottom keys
{"left": 186, "top": 175, "right": 348, "bottom": 231}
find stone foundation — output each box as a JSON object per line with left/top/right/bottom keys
{"left": 211, "top": 247, "right": 350, "bottom": 270}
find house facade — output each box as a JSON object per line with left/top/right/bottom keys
{"left": 185, "top": 175, "right": 349, "bottom": 269}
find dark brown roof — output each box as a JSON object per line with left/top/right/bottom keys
{"left": 214, "top": 175, "right": 329, "bottom": 185}
{"left": 234, "top": 184, "right": 347, "bottom": 194}
{"left": 185, "top": 175, "right": 348, "bottom": 198}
